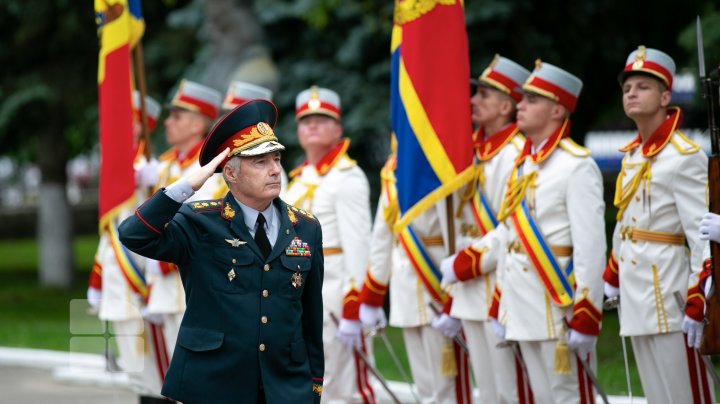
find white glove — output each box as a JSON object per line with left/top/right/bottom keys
{"left": 682, "top": 315, "right": 704, "bottom": 349}
{"left": 141, "top": 306, "right": 164, "bottom": 325}
{"left": 566, "top": 329, "right": 597, "bottom": 358}
{"left": 87, "top": 287, "right": 102, "bottom": 310}
{"left": 700, "top": 212, "right": 720, "bottom": 243}
{"left": 604, "top": 282, "right": 619, "bottom": 299}
{"left": 440, "top": 254, "right": 458, "bottom": 286}
{"left": 336, "top": 319, "right": 362, "bottom": 351}
{"left": 146, "top": 259, "right": 163, "bottom": 277}
{"left": 359, "top": 304, "right": 387, "bottom": 328}
{"left": 135, "top": 160, "right": 160, "bottom": 188}
{"left": 431, "top": 313, "right": 462, "bottom": 338}
{"left": 491, "top": 318, "right": 506, "bottom": 340}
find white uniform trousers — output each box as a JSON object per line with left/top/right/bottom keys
{"left": 111, "top": 319, "right": 164, "bottom": 397}
{"left": 161, "top": 312, "right": 183, "bottom": 361}
{"left": 463, "top": 319, "right": 533, "bottom": 404}
{"left": 630, "top": 332, "right": 714, "bottom": 404}
{"left": 518, "top": 340, "right": 595, "bottom": 404}
{"left": 402, "top": 325, "right": 459, "bottom": 404}
{"left": 321, "top": 314, "right": 375, "bottom": 404}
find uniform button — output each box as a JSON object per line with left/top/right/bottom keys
{"left": 522, "top": 267, "right": 529, "bottom": 272}
{"left": 262, "top": 290, "right": 269, "bottom": 297}
{"left": 259, "top": 344, "right": 266, "bottom": 352}
{"left": 232, "top": 258, "right": 237, "bottom": 264}
{"left": 261, "top": 316, "right": 268, "bottom": 324}
{"left": 264, "top": 264, "right": 270, "bottom": 272}
{"left": 635, "top": 195, "right": 640, "bottom": 202}
{"left": 631, "top": 216, "right": 637, "bottom": 222}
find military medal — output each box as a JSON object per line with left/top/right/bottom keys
{"left": 227, "top": 268, "right": 236, "bottom": 281}
{"left": 225, "top": 238, "right": 246, "bottom": 247}
{"left": 291, "top": 268, "right": 303, "bottom": 289}
{"left": 285, "top": 237, "right": 311, "bottom": 257}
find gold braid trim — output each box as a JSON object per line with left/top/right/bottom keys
{"left": 380, "top": 156, "right": 400, "bottom": 229}
{"left": 497, "top": 170, "right": 537, "bottom": 222}
{"left": 613, "top": 157, "right": 651, "bottom": 220}
{"left": 455, "top": 163, "right": 483, "bottom": 218}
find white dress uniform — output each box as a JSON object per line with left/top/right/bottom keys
{"left": 283, "top": 138, "right": 374, "bottom": 403}
{"left": 605, "top": 111, "right": 712, "bottom": 403}
{"left": 449, "top": 54, "right": 534, "bottom": 404}
{"left": 359, "top": 154, "right": 472, "bottom": 404}
{"left": 498, "top": 62, "right": 606, "bottom": 404}
{"left": 452, "top": 127, "right": 532, "bottom": 404}
{"left": 603, "top": 46, "right": 713, "bottom": 404}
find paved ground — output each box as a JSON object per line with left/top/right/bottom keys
{"left": 0, "top": 347, "right": 645, "bottom": 404}
{"left": 0, "top": 366, "right": 136, "bottom": 404}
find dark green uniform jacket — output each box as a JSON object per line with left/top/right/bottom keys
{"left": 118, "top": 190, "right": 324, "bottom": 404}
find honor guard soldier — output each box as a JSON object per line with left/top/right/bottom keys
{"left": 87, "top": 92, "right": 171, "bottom": 403}
{"left": 143, "top": 79, "right": 225, "bottom": 359}
{"left": 439, "top": 55, "right": 535, "bottom": 404}
{"left": 118, "top": 99, "right": 325, "bottom": 403}
{"left": 221, "top": 80, "right": 288, "bottom": 192}
{"left": 491, "top": 61, "right": 606, "bottom": 403}
{"left": 282, "top": 86, "right": 375, "bottom": 403}
{"left": 603, "top": 46, "right": 713, "bottom": 404}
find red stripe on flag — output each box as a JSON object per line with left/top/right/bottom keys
{"left": 98, "top": 43, "right": 135, "bottom": 229}
{"left": 400, "top": 3, "right": 472, "bottom": 173}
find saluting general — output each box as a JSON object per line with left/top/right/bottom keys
{"left": 119, "top": 99, "right": 324, "bottom": 404}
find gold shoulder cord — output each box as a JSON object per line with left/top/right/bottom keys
{"left": 613, "top": 156, "right": 651, "bottom": 220}
{"left": 497, "top": 169, "right": 537, "bottom": 222}
{"left": 455, "top": 162, "right": 484, "bottom": 218}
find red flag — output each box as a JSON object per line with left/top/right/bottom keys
{"left": 95, "top": 0, "right": 143, "bottom": 231}
{"left": 391, "top": 0, "right": 473, "bottom": 231}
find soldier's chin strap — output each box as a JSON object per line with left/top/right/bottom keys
{"left": 603, "top": 296, "right": 633, "bottom": 403}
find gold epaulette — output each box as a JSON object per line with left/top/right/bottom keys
{"left": 287, "top": 204, "right": 317, "bottom": 224}
{"left": 336, "top": 155, "right": 357, "bottom": 171}
{"left": 511, "top": 134, "right": 526, "bottom": 152}
{"left": 670, "top": 131, "right": 701, "bottom": 155}
{"left": 188, "top": 199, "right": 222, "bottom": 211}
{"left": 559, "top": 138, "right": 591, "bottom": 157}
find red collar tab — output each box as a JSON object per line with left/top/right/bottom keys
{"left": 619, "top": 107, "right": 682, "bottom": 156}
{"left": 290, "top": 138, "right": 351, "bottom": 178}
{"left": 517, "top": 118, "right": 571, "bottom": 165}
{"left": 474, "top": 123, "right": 519, "bottom": 161}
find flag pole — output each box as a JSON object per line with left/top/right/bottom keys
{"left": 446, "top": 195, "right": 455, "bottom": 255}
{"left": 132, "top": 40, "right": 151, "bottom": 160}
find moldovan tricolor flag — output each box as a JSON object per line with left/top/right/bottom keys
{"left": 390, "top": 0, "right": 473, "bottom": 232}
{"left": 95, "top": 0, "right": 144, "bottom": 231}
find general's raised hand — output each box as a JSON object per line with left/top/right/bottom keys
{"left": 187, "top": 147, "right": 230, "bottom": 191}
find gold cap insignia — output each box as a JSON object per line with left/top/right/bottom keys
{"left": 308, "top": 85, "right": 321, "bottom": 110}
{"left": 257, "top": 122, "right": 271, "bottom": 135}
{"left": 633, "top": 45, "right": 646, "bottom": 69}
